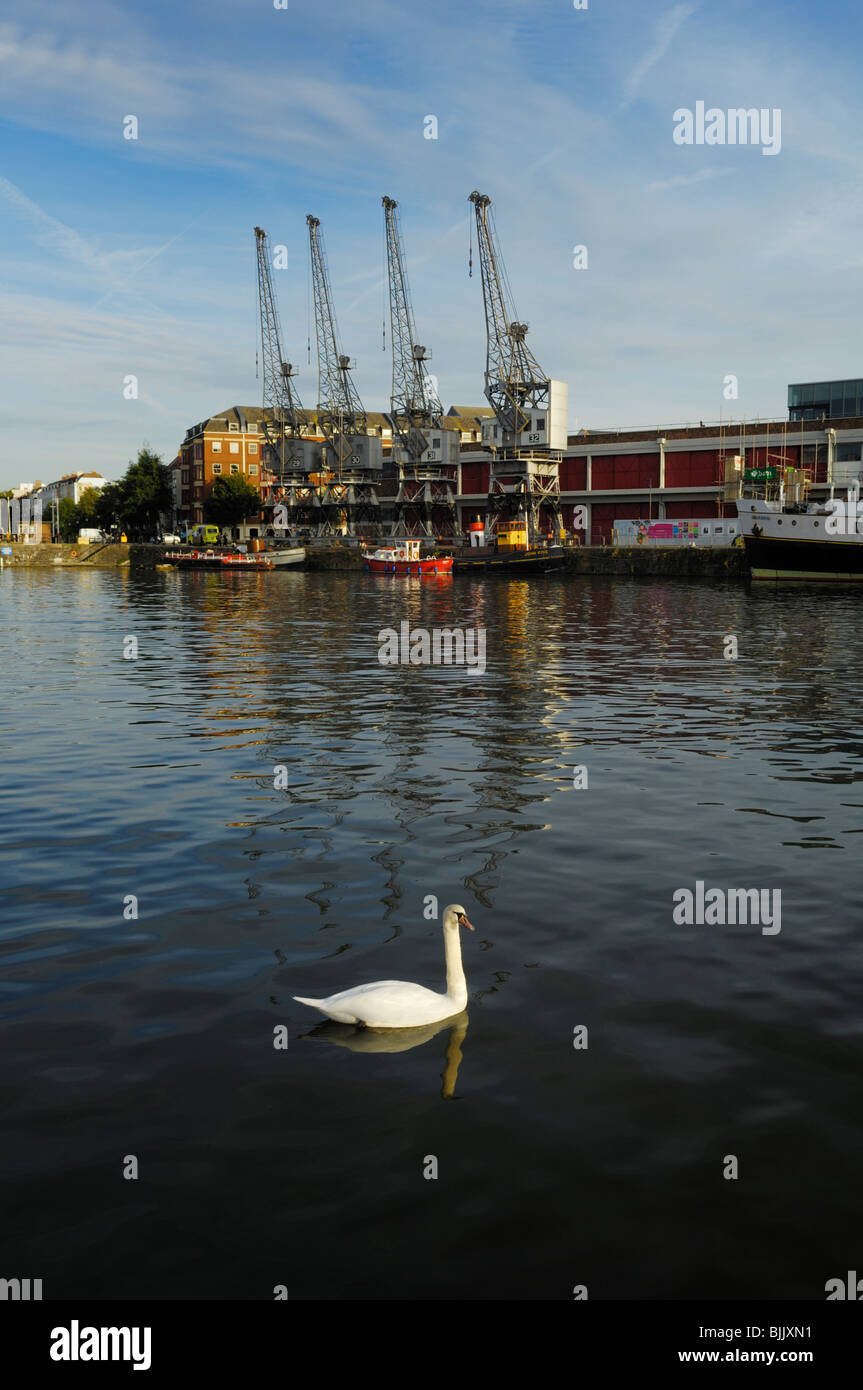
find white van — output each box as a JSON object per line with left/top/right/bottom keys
{"left": 77, "top": 528, "right": 104, "bottom": 545}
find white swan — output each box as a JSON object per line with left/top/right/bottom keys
{"left": 293, "top": 904, "right": 475, "bottom": 1028}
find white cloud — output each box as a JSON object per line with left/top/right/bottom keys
{"left": 645, "top": 167, "right": 734, "bottom": 193}
{"left": 620, "top": 4, "right": 697, "bottom": 111}
{"left": 1, "top": 1, "right": 863, "bottom": 482}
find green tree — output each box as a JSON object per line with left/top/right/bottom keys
{"left": 77, "top": 487, "right": 101, "bottom": 523}
{"left": 205, "top": 474, "right": 261, "bottom": 529}
{"left": 114, "top": 447, "right": 172, "bottom": 539}
{"left": 57, "top": 497, "right": 79, "bottom": 541}
{"left": 95, "top": 482, "right": 122, "bottom": 533}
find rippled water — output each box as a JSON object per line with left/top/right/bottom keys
{"left": 1, "top": 568, "right": 862, "bottom": 1300}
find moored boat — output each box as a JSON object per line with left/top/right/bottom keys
{"left": 163, "top": 548, "right": 223, "bottom": 569}
{"left": 162, "top": 547, "right": 304, "bottom": 571}
{"left": 220, "top": 552, "right": 274, "bottom": 570}
{"left": 452, "top": 519, "right": 566, "bottom": 573}
{"left": 453, "top": 544, "right": 565, "bottom": 573}
{"left": 739, "top": 493, "right": 863, "bottom": 582}
{"left": 363, "top": 538, "right": 453, "bottom": 576}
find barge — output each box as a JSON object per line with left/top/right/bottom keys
{"left": 162, "top": 547, "right": 305, "bottom": 571}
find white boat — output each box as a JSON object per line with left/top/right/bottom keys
{"left": 739, "top": 488, "right": 863, "bottom": 582}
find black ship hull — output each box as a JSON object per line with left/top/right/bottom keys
{"left": 743, "top": 533, "right": 863, "bottom": 582}
{"left": 453, "top": 546, "right": 566, "bottom": 574}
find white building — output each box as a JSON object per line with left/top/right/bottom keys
{"left": 34, "top": 472, "right": 108, "bottom": 506}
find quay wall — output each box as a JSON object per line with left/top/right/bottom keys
{"left": 305, "top": 544, "right": 747, "bottom": 578}
{"left": 2, "top": 541, "right": 747, "bottom": 579}
{"left": 2, "top": 543, "right": 165, "bottom": 568}
{"left": 566, "top": 545, "right": 747, "bottom": 579}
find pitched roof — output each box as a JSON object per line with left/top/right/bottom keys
{"left": 188, "top": 405, "right": 486, "bottom": 438}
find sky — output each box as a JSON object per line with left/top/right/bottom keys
{"left": 1, "top": 0, "right": 863, "bottom": 487}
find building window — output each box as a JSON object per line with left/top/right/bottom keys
{"left": 194, "top": 443, "right": 203, "bottom": 459}
{"left": 181, "top": 470, "right": 189, "bottom": 483}
{"left": 229, "top": 422, "right": 239, "bottom": 432}
{"left": 212, "top": 440, "right": 222, "bottom": 453}
{"left": 249, "top": 464, "right": 258, "bottom": 476}
{"left": 230, "top": 463, "right": 239, "bottom": 475}
{"left": 230, "top": 442, "right": 239, "bottom": 454}
{"left": 248, "top": 442, "right": 258, "bottom": 454}
{"left": 802, "top": 444, "right": 825, "bottom": 466}
{"left": 212, "top": 462, "right": 222, "bottom": 474}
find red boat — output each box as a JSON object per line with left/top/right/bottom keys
{"left": 162, "top": 548, "right": 274, "bottom": 570}
{"left": 219, "top": 552, "right": 274, "bottom": 570}
{"left": 362, "top": 539, "right": 453, "bottom": 576}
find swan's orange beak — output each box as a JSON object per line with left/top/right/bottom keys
{"left": 459, "top": 914, "right": 475, "bottom": 931}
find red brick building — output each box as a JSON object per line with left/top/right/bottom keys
{"left": 455, "top": 416, "right": 853, "bottom": 544}
{"left": 173, "top": 405, "right": 863, "bottom": 542}
{"left": 172, "top": 406, "right": 274, "bottom": 525}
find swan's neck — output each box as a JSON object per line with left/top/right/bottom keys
{"left": 444, "top": 927, "right": 467, "bottom": 1005}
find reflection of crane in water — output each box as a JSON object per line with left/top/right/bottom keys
{"left": 250, "top": 576, "right": 574, "bottom": 915}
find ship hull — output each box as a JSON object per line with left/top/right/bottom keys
{"left": 453, "top": 546, "right": 566, "bottom": 573}
{"left": 363, "top": 555, "right": 453, "bottom": 576}
{"left": 162, "top": 548, "right": 304, "bottom": 571}
{"left": 743, "top": 535, "right": 863, "bottom": 582}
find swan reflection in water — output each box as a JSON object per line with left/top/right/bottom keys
{"left": 300, "top": 1010, "right": 469, "bottom": 1098}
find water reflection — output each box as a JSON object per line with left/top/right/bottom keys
{"left": 5, "top": 569, "right": 863, "bottom": 1299}
{"left": 300, "top": 1010, "right": 469, "bottom": 1098}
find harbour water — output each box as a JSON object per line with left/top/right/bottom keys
{"left": 2, "top": 568, "right": 862, "bottom": 1300}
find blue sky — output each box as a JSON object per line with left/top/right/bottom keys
{"left": 1, "top": 0, "right": 862, "bottom": 486}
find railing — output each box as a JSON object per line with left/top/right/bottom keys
{"left": 581, "top": 417, "right": 790, "bottom": 437}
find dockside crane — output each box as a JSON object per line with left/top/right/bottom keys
{"left": 468, "top": 191, "right": 567, "bottom": 543}
{"left": 254, "top": 226, "right": 319, "bottom": 531}
{"left": 306, "top": 214, "right": 382, "bottom": 535}
{"left": 382, "top": 196, "right": 457, "bottom": 537}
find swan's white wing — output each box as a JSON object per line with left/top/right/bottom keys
{"left": 294, "top": 980, "right": 453, "bottom": 1027}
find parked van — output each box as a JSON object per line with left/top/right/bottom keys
{"left": 77, "top": 528, "right": 104, "bottom": 545}
{"left": 190, "top": 524, "right": 220, "bottom": 545}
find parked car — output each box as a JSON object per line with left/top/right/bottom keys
{"left": 161, "top": 532, "right": 181, "bottom": 544}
